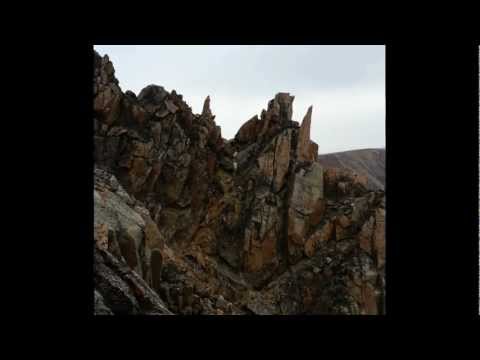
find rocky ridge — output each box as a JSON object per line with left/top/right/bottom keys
{"left": 93, "top": 51, "right": 386, "bottom": 315}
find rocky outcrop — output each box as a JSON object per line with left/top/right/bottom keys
{"left": 94, "top": 166, "right": 249, "bottom": 315}
{"left": 94, "top": 52, "right": 224, "bottom": 252}
{"left": 243, "top": 188, "right": 385, "bottom": 315}
{"left": 94, "top": 244, "right": 172, "bottom": 315}
{"left": 287, "top": 162, "right": 324, "bottom": 263}
{"left": 234, "top": 92, "right": 296, "bottom": 146}
{"left": 93, "top": 50, "right": 385, "bottom": 315}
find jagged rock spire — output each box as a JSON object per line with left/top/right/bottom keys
{"left": 301, "top": 105, "right": 313, "bottom": 136}
{"left": 267, "top": 93, "right": 294, "bottom": 124}
{"left": 202, "top": 96, "right": 212, "bottom": 117}
{"left": 298, "top": 105, "right": 318, "bottom": 163}
{"left": 235, "top": 93, "right": 296, "bottom": 145}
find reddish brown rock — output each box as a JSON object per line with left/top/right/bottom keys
{"left": 244, "top": 239, "right": 263, "bottom": 273}
{"left": 358, "top": 216, "right": 375, "bottom": 253}
{"left": 308, "top": 198, "right": 326, "bottom": 228}
{"left": 304, "top": 220, "right": 334, "bottom": 257}
{"left": 207, "top": 152, "right": 217, "bottom": 177}
{"left": 288, "top": 209, "right": 307, "bottom": 249}
{"left": 144, "top": 218, "right": 165, "bottom": 250}
{"left": 297, "top": 106, "right": 316, "bottom": 163}
{"left": 337, "top": 214, "right": 351, "bottom": 228}
{"left": 235, "top": 115, "right": 259, "bottom": 143}
{"left": 354, "top": 173, "right": 368, "bottom": 188}
{"left": 256, "top": 129, "right": 292, "bottom": 192}
{"left": 287, "top": 162, "right": 324, "bottom": 260}
{"left": 362, "top": 283, "right": 378, "bottom": 315}
{"left": 94, "top": 223, "right": 109, "bottom": 251}
{"left": 242, "top": 199, "right": 281, "bottom": 275}
{"left": 335, "top": 214, "right": 352, "bottom": 241}
{"left": 373, "top": 207, "right": 385, "bottom": 268}
{"left": 202, "top": 96, "right": 212, "bottom": 117}
{"left": 93, "top": 50, "right": 385, "bottom": 315}
{"left": 272, "top": 130, "right": 292, "bottom": 192}
{"left": 289, "top": 163, "right": 324, "bottom": 215}
{"left": 270, "top": 92, "right": 294, "bottom": 125}
{"left": 257, "top": 148, "right": 275, "bottom": 179}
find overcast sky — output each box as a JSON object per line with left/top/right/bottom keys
{"left": 94, "top": 45, "right": 385, "bottom": 154}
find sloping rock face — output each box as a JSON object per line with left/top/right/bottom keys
{"left": 93, "top": 50, "right": 386, "bottom": 315}
{"left": 94, "top": 166, "right": 171, "bottom": 315}
{"left": 94, "top": 244, "right": 172, "bottom": 315}
{"left": 94, "top": 166, "right": 250, "bottom": 315}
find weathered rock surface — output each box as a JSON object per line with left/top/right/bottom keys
{"left": 93, "top": 50, "right": 386, "bottom": 315}
{"left": 94, "top": 244, "right": 172, "bottom": 315}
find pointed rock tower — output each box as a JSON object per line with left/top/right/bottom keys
{"left": 202, "top": 95, "right": 212, "bottom": 117}
{"left": 297, "top": 105, "right": 318, "bottom": 163}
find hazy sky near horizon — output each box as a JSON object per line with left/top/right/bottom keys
{"left": 94, "top": 45, "right": 385, "bottom": 154}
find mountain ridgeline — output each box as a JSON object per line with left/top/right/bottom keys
{"left": 318, "top": 148, "right": 385, "bottom": 190}
{"left": 93, "top": 51, "right": 386, "bottom": 315}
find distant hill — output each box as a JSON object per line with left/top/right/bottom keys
{"left": 317, "top": 148, "right": 385, "bottom": 190}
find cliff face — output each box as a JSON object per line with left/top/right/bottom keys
{"left": 318, "top": 148, "right": 385, "bottom": 190}
{"left": 93, "top": 51, "right": 386, "bottom": 315}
